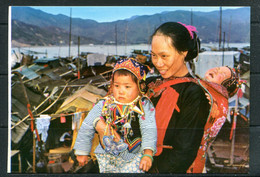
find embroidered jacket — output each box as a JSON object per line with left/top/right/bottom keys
{"left": 74, "top": 95, "right": 157, "bottom": 161}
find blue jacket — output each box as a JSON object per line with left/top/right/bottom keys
{"left": 74, "top": 96, "right": 157, "bottom": 161}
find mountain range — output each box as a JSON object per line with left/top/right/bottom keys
{"left": 11, "top": 7, "right": 250, "bottom": 47}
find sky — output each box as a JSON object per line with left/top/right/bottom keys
{"left": 30, "top": 6, "right": 243, "bottom": 23}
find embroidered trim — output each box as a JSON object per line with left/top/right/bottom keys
{"left": 101, "top": 95, "right": 145, "bottom": 152}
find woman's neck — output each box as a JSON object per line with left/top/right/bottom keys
{"left": 167, "top": 61, "right": 192, "bottom": 79}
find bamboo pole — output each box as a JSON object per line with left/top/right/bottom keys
{"left": 68, "top": 8, "right": 72, "bottom": 59}
{"left": 230, "top": 64, "right": 241, "bottom": 165}
{"left": 219, "top": 7, "right": 222, "bottom": 50}
{"left": 59, "top": 70, "right": 73, "bottom": 77}
{"left": 99, "top": 69, "right": 113, "bottom": 76}
{"left": 12, "top": 71, "right": 37, "bottom": 173}
{"left": 230, "top": 92, "right": 238, "bottom": 165}
{"left": 33, "top": 134, "right": 36, "bottom": 173}
{"left": 78, "top": 36, "right": 81, "bottom": 79}
{"left": 36, "top": 83, "right": 68, "bottom": 115}
{"left": 60, "top": 85, "right": 86, "bottom": 88}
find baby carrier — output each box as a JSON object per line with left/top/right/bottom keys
{"left": 148, "top": 77, "right": 229, "bottom": 173}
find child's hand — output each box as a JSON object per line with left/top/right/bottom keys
{"left": 139, "top": 155, "right": 152, "bottom": 172}
{"left": 96, "top": 119, "right": 122, "bottom": 149}
{"left": 77, "top": 155, "right": 89, "bottom": 166}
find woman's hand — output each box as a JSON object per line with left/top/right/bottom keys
{"left": 76, "top": 155, "right": 89, "bottom": 167}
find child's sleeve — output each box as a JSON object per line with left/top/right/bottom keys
{"left": 73, "top": 100, "right": 103, "bottom": 155}
{"left": 139, "top": 97, "right": 157, "bottom": 155}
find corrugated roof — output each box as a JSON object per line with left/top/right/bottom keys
{"left": 28, "top": 64, "right": 45, "bottom": 72}
{"left": 46, "top": 72, "right": 61, "bottom": 80}
{"left": 56, "top": 85, "right": 104, "bottom": 114}
{"left": 34, "top": 57, "right": 59, "bottom": 64}
{"left": 59, "top": 88, "right": 102, "bottom": 109}
{"left": 11, "top": 115, "right": 29, "bottom": 144}
{"left": 13, "top": 65, "right": 39, "bottom": 80}
{"left": 55, "top": 97, "right": 94, "bottom": 114}
{"left": 83, "top": 84, "right": 107, "bottom": 97}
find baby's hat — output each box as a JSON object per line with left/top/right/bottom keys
{"left": 221, "top": 66, "right": 239, "bottom": 97}
{"left": 113, "top": 58, "right": 150, "bottom": 81}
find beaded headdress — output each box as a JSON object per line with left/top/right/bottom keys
{"left": 113, "top": 58, "right": 150, "bottom": 81}
{"left": 112, "top": 58, "right": 150, "bottom": 94}
{"left": 221, "top": 66, "right": 240, "bottom": 97}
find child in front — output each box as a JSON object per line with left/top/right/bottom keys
{"left": 74, "top": 58, "right": 157, "bottom": 173}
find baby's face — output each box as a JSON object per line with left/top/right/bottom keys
{"left": 204, "top": 66, "right": 231, "bottom": 84}
{"left": 112, "top": 73, "right": 140, "bottom": 103}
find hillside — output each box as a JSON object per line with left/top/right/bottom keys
{"left": 11, "top": 7, "right": 250, "bottom": 47}
{"left": 11, "top": 20, "right": 101, "bottom": 47}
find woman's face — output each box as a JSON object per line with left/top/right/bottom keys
{"left": 151, "top": 35, "right": 188, "bottom": 79}
{"left": 204, "top": 66, "right": 231, "bottom": 84}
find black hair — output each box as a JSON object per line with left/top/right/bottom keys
{"left": 151, "top": 22, "right": 200, "bottom": 61}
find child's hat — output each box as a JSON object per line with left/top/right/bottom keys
{"left": 221, "top": 66, "right": 239, "bottom": 97}
{"left": 113, "top": 58, "right": 150, "bottom": 81}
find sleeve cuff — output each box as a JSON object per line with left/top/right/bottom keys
{"left": 93, "top": 117, "right": 101, "bottom": 128}
{"left": 141, "top": 147, "right": 157, "bottom": 155}
{"left": 74, "top": 149, "right": 90, "bottom": 156}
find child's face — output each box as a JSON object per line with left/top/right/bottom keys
{"left": 204, "top": 66, "right": 231, "bottom": 84}
{"left": 112, "top": 73, "right": 140, "bottom": 103}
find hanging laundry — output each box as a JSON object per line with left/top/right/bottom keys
{"left": 36, "top": 115, "right": 51, "bottom": 142}
{"left": 72, "top": 112, "right": 82, "bottom": 130}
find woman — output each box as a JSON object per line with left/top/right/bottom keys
{"left": 147, "top": 22, "right": 211, "bottom": 173}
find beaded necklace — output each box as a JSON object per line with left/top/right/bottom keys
{"left": 101, "top": 95, "right": 144, "bottom": 143}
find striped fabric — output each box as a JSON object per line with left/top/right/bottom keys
{"left": 74, "top": 96, "right": 157, "bottom": 170}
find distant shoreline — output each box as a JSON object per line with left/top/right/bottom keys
{"left": 11, "top": 43, "right": 250, "bottom": 59}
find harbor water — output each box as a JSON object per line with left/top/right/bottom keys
{"left": 11, "top": 43, "right": 250, "bottom": 59}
